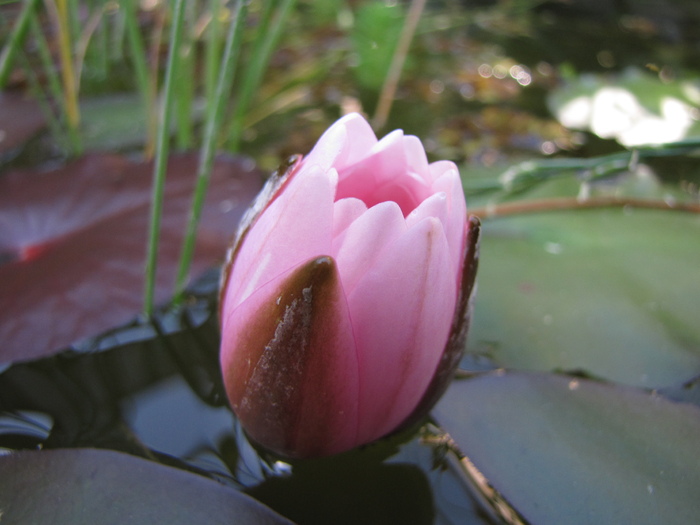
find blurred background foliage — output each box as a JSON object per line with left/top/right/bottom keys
{"left": 1, "top": 0, "right": 700, "bottom": 524}
{"left": 3, "top": 0, "right": 699, "bottom": 169}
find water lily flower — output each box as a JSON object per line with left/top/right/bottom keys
{"left": 220, "top": 113, "right": 480, "bottom": 458}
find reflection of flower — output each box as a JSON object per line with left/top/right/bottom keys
{"left": 219, "top": 113, "right": 480, "bottom": 458}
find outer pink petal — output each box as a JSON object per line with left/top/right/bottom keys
{"left": 430, "top": 167, "right": 467, "bottom": 279}
{"left": 406, "top": 192, "right": 449, "bottom": 234}
{"left": 302, "top": 113, "right": 378, "bottom": 174}
{"left": 221, "top": 257, "right": 360, "bottom": 458}
{"left": 333, "top": 201, "right": 407, "bottom": 296}
{"left": 223, "top": 165, "right": 335, "bottom": 313}
{"left": 347, "top": 217, "right": 456, "bottom": 444}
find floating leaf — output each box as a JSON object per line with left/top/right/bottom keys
{"left": 433, "top": 371, "right": 700, "bottom": 525}
{"left": 467, "top": 208, "right": 700, "bottom": 388}
{"left": 0, "top": 152, "right": 262, "bottom": 364}
{"left": 0, "top": 448, "right": 293, "bottom": 524}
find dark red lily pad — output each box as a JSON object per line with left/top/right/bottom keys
{"left": 0, "top": 91, "right": 46, "bottom": 155}
{"left": 0, "top": 448, "right": 293, "bottom": 524}
{"left": 0, "top": 152, "right": 263, "bottom": 363}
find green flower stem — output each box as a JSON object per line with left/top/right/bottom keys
{"left": 0, "top": 0, "right": 41, "bottom": 88}
{"left": 471, "top": 196, "right": 700, "bottom": 219}
{"left": 143, "top": 0, "right": 187, "bottom": 317}
{"left": 227, "top": 0, "right": 297, "bottom": 152}
{"left": 173, "top": 0, "right": 249, "bottom": 298}
{"left": 464, "top": 139, "right": 700, "bottom": 195}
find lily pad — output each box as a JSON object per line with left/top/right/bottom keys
{"left": 0, "top": 448, "right": 293, "bottom": 524}
{"left": 0, "top": 152, "right": 262, "bottom": 364}
{"left": 0, "top": 91, "right": 46, "bottom": 156}
{"left": 433, "top": 371, "right": 700, "bottom": 525}
{"left": 467, "top": 208, "right": 700, "bottom": 388}
{"left": 548, "top": 68, "right": 700, "bottom": 146}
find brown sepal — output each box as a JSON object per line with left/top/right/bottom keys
{"left": 225, "top": 256, "right": 353, "bottom": 458}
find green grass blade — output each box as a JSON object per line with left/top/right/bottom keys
{"left": 0, "top": 0, "right": 41, "bottom": 89}
{"left": 143, "top": 0, "right": 188, "bottom": 316}
{"left": 29, "top": 12, "right": 64, "bottom": 110}
{"left": 174, "top": 0, "right": 248, "bottom": 297}
{"left": 173, "top": 0, "right": 196, "bottom": 149}
{"left": 227, "top": 0, "right": 297, "bottom": 151}
{"left": 51, "top": 0, "right": 82, "bottom": 154}
{"left": 17, "top": 49, "right": 66, "bottom": 145}
{"left": 122, "top": 0, "right": 156, "bottom": 157}
{"left": 204, "top": 0, "right": 223, "bottom": 109}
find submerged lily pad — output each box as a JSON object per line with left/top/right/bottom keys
{"left": 433, "top": 371, "right": 700, "bottom": 525}
{"left": 467, "top": 208, "right": 700, "bottom": 388}
{"left": 0, "top": 448, "right": 293, "bottom": 524}
{"left": 0, "top": 152, "right": 262, "bottom": 364}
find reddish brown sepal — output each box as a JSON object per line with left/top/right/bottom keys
{"left": 223, "top": 256, "right": 356, "bottom": 458}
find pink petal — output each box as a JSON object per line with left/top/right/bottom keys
{"left": 302, "top": 113, "right": 378, "bottom": 174}
{"left": 428, "top": 160, "right": 457, "bottom": 183}
{"left": 223, "top": 165, "right": 335, "bottom": 312}
{"left": 333, "top": 201, "right": 407, "bottom": 296}
{"left": 430, "top": 167, "right": 468, "bottom": 279}
{"left": 332, "top": 197, "right": 368, "bottom": 240}
{"left": 406, "top": 192, "right": 449, "bottom": 233}
{"left": 347, "top": 217, "right": 456, "bottom": 444}
{"left": 221, "top": 257, "right": 360, "bottom": 457}
{"left": 338, "top": 130, "right": 406, "bottom": 190}
{"left": 336, "top": 131, "right": 432, "bottom": 216}
{"left": 401, "top": 135, "right": 431, "bottom": 180}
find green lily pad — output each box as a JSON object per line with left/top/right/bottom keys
{"left": 467, "top": 208, "right": 700, "bottom": 388}
{"left": 433, "top": 371, "right": 700, "bottom": 524}
{"left": 0, "top": 448, "right": 293, "bottom": 525}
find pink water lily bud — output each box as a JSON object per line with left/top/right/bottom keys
{"left": 219, "top": 113, "right": 480, "bottom": 458}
